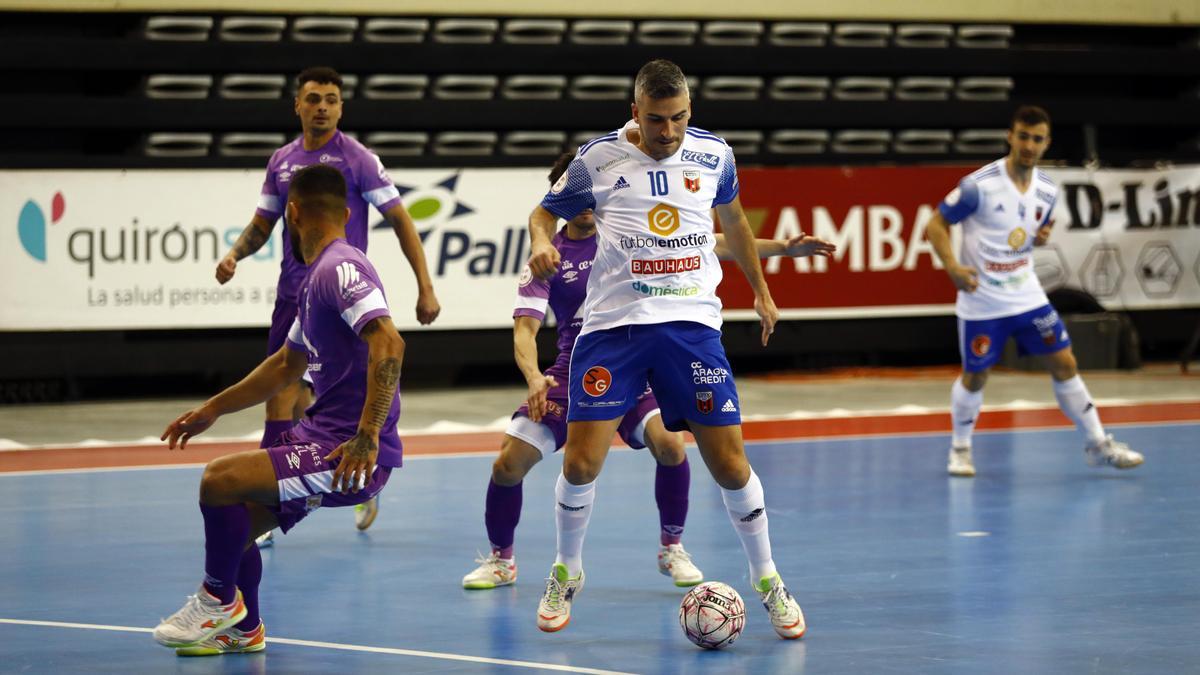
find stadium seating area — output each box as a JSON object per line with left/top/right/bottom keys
{"left": 0, "top": 11, "right": 1197, "bottom": 167}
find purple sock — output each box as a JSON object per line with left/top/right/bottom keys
{"left": 484, "top": 479, "right": 522, "bottom": 560}
{"left": 655, "top": 457, "right": 690, "bottom": 546}
{"left": 200, "top": 502, "right": 250, "bottom": 604}
{"left": 234, "top": 545, "right": 262, "bottom": 631}
{"left": 260, "top": 420, "right": 294, "bottom": 449}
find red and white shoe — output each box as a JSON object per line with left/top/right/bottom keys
{"left": 176, "top": 620, "right": 266, "bottom": 656}
{"left": 152, "top": 586, "right": 247, "bottom": 648}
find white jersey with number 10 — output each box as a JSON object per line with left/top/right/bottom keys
{"left": 540, "top": 120, "right": 740, "bottom": 336}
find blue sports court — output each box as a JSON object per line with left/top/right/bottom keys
{"left": 2, "top": 421, "right": 1196, "bottom": 674}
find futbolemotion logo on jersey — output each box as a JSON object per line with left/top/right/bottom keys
{"left": 647, "top": 203, "right": 680, "bottom": 236}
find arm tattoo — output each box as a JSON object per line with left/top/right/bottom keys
{"left": 369, "top": 357, "right": 401, "bottom": 427}
{"left": 343, "top": 431, "right": 377, "bottom": 461}
{"left": 231, "top": 222, "right": 270, "bottom": 259}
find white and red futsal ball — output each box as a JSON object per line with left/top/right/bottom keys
{"left": 679, "top": 581, "right": 746, "bottom": 649}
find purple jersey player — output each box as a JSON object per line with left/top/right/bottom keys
{"left": 154, "top": 165, "right": 407, "bottom": 656}
{"left": 214, "top": 67, "right": 437, "bottom": 538}
{"left": 462, "top": 153, "right": 834, "bottom": 597}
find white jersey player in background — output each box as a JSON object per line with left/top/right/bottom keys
{"left": 926, "top": 105, "right": 1144, "bottom": 477}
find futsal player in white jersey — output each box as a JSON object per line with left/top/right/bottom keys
{"left": 526, "top": 60, "right": 806, "bottom": 639}
{"left": 926, "top": 105, "right": 1144, "bottom": 476}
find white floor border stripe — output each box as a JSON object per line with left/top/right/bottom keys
{"left": 0, "top": 618, "right": 636, "bottom": 675}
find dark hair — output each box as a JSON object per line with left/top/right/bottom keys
{"left": 549, "top": 152, "right": 574, "bottom": 185}
{"left": 290, "top": 165, "right": 346, "bottom": 216}
{"left": 634, "top": 59, "right": 689, "bottom": 100}
{"left": 1012, "top": 105, "right": 1051, "bottom": 130}
{"left": 297, "top": 66, "right": 343, "bottom": 92}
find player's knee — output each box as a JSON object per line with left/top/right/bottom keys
{"left": 962, "top": 370, "right": 988, "bottom": 391}
{"left": 708, "top": 454, "right": 750, "bottom": 490}
{"left": 1049, "top": 352, "right": 1078, "bottom": 380}
{"left": 650, "top": 434, "right": 687, "bottom": 466}
{"left": 562, "top": 453, "right": 602, "bottom": 485}
{"left": 199, "top": 456, "right": 240, "bottom": 504}
{"left": 492, "top": 453, "right": 535, "bottom": 486}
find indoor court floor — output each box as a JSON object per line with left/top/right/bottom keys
{"left": 1, "top": 366, "right": 1197, "bottom": 674}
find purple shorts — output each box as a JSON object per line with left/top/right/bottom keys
{"left": 267, "top": 295, "right": 299, "bottom": 355}
{"left": 265, "top": 432, "right": 392, "bottom": 533}
{"left": 513, "top": 378, "right": 659, "bottom": 451}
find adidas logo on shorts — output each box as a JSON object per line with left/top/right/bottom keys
{"left": 721, "top": 399, "right": 737, "bottom": 413}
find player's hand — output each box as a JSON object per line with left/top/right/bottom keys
{"left": 325, "top": 431, "right": 379, "bottom": 494}
{"left": 1034, "top": 219, "right": 1054, "bottom": 246}
{"left": 783, "top": 233, "right": 836, "bottom": 259}
{"left": 948, "top": 264, "right": 980, "bottom": 293}
{"left": 416, "top": 289, "right": 441, "bottom": 325}
{"left": 754, "top": 294, "right": 779, "bottom": 347}
{"left": 161, "top": 404, "right": 218, "bottom": 449}
{"left": 526, "top": 374, "right": 558, "bottom": 423}
{"left": 215, "top": 254, "right": 238, "bottom": 284}
{"left": 528, "top": 241, "right": 561, "bottom": 280}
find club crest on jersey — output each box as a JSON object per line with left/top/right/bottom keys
{"left": 696, "top": 391, "right": 714, "bottom": 414}
{"left": 1007, "top": 228, "right": 1027, "bottom": 249}
{"left": 680, "top": 150, "right": 720, "bottom": 170}
{"left": 582, "top": 366, "right": 612, "bottom": 397}
{"left": 1035, "top": 206, "right": 1044, "bottom": 222}
{"left": 682, "top": 170, "right": 701, "bottom": 193}
{"left": 647, "top": 203, "right": 680, "bottom": 236}
{"left": 971, "top": 335, "right": 991, "bottom": 357}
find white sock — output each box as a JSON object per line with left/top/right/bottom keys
{"left": 1053, "top": 375, "right": 1106, "bottom": 445}
{"left": 721, "top": 470, "right": 777, "bottom": 584}
{"left": 553, "top": 473, "right": 595, "bottom": 577}
{"left": 951, "top": 377, "right": 984, "bottom": 448}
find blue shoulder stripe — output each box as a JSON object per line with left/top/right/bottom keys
{"left": 685, "top": 128, "right": 723, "bottom": 142}
{"left": 579, "top": 132, "right": 619, "bottom": 156}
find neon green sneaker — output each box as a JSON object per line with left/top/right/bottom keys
{"left": 355, "top": 496, "right": 380, "bottom": 531}
{"left": 756, "top": 574, "right": 806, "bottom": 639}
{"left": 536, "top": 563, "right": 584, "bottom": 632}
{"left": 176, "top": 621, "right": 266, "bottom": 656}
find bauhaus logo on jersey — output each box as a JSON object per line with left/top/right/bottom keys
{"left": 15, "top": 191, "right": 278, "bottom": 279}
{"left": 631, "top": 256, "right": 701, "bottom": 275}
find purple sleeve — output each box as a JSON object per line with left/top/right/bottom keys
{"left": 327, "top": 256, "right": 392, "bottom": 334}
{"left": 255, "top": 155, "right": 282, "bottom": 221}
{"left": 712, "top": 146, "right": 740, "bottom": 206}
{"left": 357, "top": 151, "right": 404, "bottom": 214}
{"left": 513, "top": 264, "right": 550, "bottom": 321}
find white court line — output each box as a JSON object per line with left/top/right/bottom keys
{"left": 0, "top": 618, "right": 636, "bottom": 675}
{"left": 0, "top": 419, "right": 1195, "bottom": 478}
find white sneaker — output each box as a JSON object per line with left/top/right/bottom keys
{"left": 1085, "top": 435, "right": 1144, "bottom": 469}
{"left": 153, "top": 586, "right": 247, "bottom": 648}
{"left": 175, "top": 620, "right": 266, "bottom": 656}
{"left": 947, "top": 446, "right": 976, "bottom": 477}
{"left": 536, "top": 563, "right": 584, "bottom": 632}
{"left": 355, "top": 496, "right": 380, "bottom": 531}
{"left": 756, "top": 574, "right": 806, "bottom": 640}
{"left": 462, "top": 552, "right": 517, "bottom": 589}
{"left": 658, "top": 544, "right": 704, "bottom": 587}
{"left": 255, "top": 530, "right": 274, "bottom": 548}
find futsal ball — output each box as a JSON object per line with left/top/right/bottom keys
{"left": 679, "top": 581, "right": 746, "bottom": 650}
